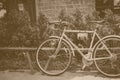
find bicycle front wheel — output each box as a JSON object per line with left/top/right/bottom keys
{"left": 36, "top": 38, "right": 72, "bottom": 76}
{"left": 93, "top": 36, "right": 120, "bottom": 77}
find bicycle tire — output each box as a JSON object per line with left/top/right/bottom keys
{"left": 93, "top": 36, "right": 120, "bottom": 77}
{"left": 36, "top": 37, "right": 72, "bottom": 76}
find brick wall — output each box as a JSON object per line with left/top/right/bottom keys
{"left": 35, "top": 0, "right": 95, "bottom": 21}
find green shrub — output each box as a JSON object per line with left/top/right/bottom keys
{"left": 7, "top": 10, "right": 32, "bottom": 47}
{"left": 37, "top": 12, "right": 49, "bottom": 41}
{"left": 0, "top": 10, "right": 45, "bottom": 70}
{"left": 3, "top": 10, "right": 49, "bottom": 47}
{"left": 72, "top": 9, "right": 86, "bottom": 30}
{"left": 103, "top": 9, "right": 120, "bottom": 35}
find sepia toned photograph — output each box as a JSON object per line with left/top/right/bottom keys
{"left": 0, "top": 0, "right": 120, "bottom": 80}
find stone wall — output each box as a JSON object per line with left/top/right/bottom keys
{"left": 35, "top": 0, "right": 95, "bottom": 21}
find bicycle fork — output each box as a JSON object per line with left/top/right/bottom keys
{"left": 53, "top": 29, "right": 65, "bottom": 56}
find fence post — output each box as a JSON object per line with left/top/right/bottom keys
{"left": 24, "top": 51, "right": 35, "bottom": 74}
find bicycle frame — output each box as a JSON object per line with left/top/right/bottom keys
{"left": 52, "top": 28, "right": 113, "bottom": 61}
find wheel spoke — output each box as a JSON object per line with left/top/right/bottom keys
{"left": 44, "top": 58, "right": 52, "bottom": 70}
{"left": 94, "top": 37, "right": 120, "bottom": 77}
{"left": 36, "top": 38, "right": 72, "bottom": 75}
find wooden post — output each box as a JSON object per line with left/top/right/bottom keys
{"left": 24, "top": 51, "right": 35, "bottom": 74}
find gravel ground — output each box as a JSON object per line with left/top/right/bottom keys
{"left": 0, "top": 71, "right": 120, "bottom": 80}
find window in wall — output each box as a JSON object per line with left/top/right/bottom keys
{"left": 114, "top": 0, "right": 120, "bottom": 14}
{"left": 96, "top": 0, "right": 120, "bottom": 16}
{"left": 114, "top": 0, "right": 120, "bottom": 7}
{"left": 96, "top": 0, "right": 113, "bottom": 10}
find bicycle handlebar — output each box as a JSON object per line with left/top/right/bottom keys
{"left": 89, "top": 20, "right": 105, "bottom": 24}
{"left": 49, "top": 21, "right": 74, "bottom": 26}
{"left": 49, "top": 20, "right": 105, "bottom": 32}
{"left": 48, "top": 21, "right": 74, "bottom": 31}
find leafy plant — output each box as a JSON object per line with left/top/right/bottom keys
{"left": 103, "top": 9, "right": 120, "bottom": 35}
{"left": 37, "top": 12, "right": 49, "bottom": 40}
{"left": 0, "top": 10, "right": 48, "bottom": 70}
{"left": 7, "top": 10, "right": 32, "bottom": 47}
{"left": 72, "top": 8, "right": 86, "bottom": 30}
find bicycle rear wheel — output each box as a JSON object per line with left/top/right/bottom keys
{"left": 93, "top": 36, "right": 120, "bottom": 77}
{"left": 36, "top": 38, "right": 72, "bottom": 76}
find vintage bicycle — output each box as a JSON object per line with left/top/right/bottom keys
{"left": 36, "top": 21, "right": 120, "bottom": 77}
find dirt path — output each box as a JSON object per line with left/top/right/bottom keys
{"left": 0, "top": 71, "right": 119, "bottom": 80}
